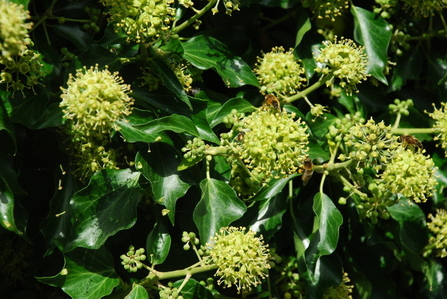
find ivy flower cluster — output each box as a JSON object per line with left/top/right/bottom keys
{"left": 0, "top": 0, "right": 32, "bottom": 59}
{"left": 302, "top": 0, "right": 350, "bottom": 21}
{"left": 340, "top": 118, "right": 400, "bottom": 171}
{"left": 427, "top": 102, "right": 447, "bottom": 156}
{"left": 99, "top": 0, "right": 176, "bottom": 43}
{"left": 254, "top": 46, "right": 306, "bottom": 97}
{"left": 425, "top": 209, "right": 447, "bottom": 258}
{"left": 120, "top": 245, "right": 147, "bottom": 272}
{"left": 207, "top": 227, "right": 271, "bottom": 294}
{"left": 0, "top": 1, "right": 47, "bottom": 94}
{"left": 60, "top": 64, "right": 134, "bottom": 178}
{"left": 403, "top": 0, "right": 447, "bottom": 18}
{"left": 315, "top": 37, "right": 369, "bottom": 95}
{"left": 221, "top": 105, "right": 309, "bottom": 195}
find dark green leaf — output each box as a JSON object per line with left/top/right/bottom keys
{"left": 147, "top": 54, "right": 191, "bottom": 109}
{"left": 117, "top": 114, "right": 200, "bottom": 144}
{"left": 182, "top": 35, "right": 259, "bottom": 88}
{"left": 295, "top": 9, "right": 312, "bottom": 47}
{"left": 37, "top": 247, "right": 120, "bottom": 299}
{"left": 136, "top": 143, "right": 191, "bottom": 225}
{"left": 193, "top": 178, "right": 247, "bottom": 244}
{"left": 64, "top": 169, "right": 144, "bottom": 252}
{"left": 53, "top": 24, "right": 93, "bottom": 51}
{"left": 146, "top": 222, "right": 172, "bottom": 266}
{"left": 173, "top": 278, "right": 214, "bottom": 299}
{"left": 351, "top": 6, "right": 392, "bottom": 84}
{"left": 208, "top": 97, "right": 255, "bottom": 128}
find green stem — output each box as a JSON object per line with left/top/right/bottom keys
{"left": 172, "top": 0, "right": 218, "bottom": 34}
{"left": 284, "top": 73, "right": 334, "bottom": 104}
{"left": 391, "top": 127, "right": 436, "bottom": 135}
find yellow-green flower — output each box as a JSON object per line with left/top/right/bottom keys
{"left": 254, "top": 46, "right": 306, "bottom": 97}
{"left": 341, "top": 118, "right": 400, "bottom": 171}
{"left": 323, "top": 271, "right": 354, "bottom": 299}
{"left": 427, "top": 102, "right": 447, "bottom": 156}
{"left": 99, "top": 0, "right": 175, "bottom": 43}
{"left": 426, "top": 209, "right": 447, "bottom": 258}
{"left": 315, "top": 37, "right": 369, "bottom": 95}
{"left": 0, "top": 0, "right": 32, "bottom": 59}
{"left": 302, "top": 0, "right": 349, "bottom": 21}
{"left": 207, "top": 227, "right": 270, "bottom": 294}
{"left": 60, "top": 64, "right": 134, "bottom": 137}
{"left": 379, "top": 148, "right": 437, "bottom": 203}
{"left": 223, "top": 106, "right": 309, "bottom": 182}
{"left": 403, "top": 0, "right": 447, "bottom": 18}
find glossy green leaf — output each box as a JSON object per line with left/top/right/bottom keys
{"left": 136, "top": 143, "right": 191, "bottom": 225}
{"left": 208, "top": 97, "right": 255, "bottom": 128}
{"left": 295, "top": 8, "right": 312, "bottom": 47}
{"left": 125, "top": 284, "right": 149, "bottom": 299}
{"left": 53, "top": 24, "right": 93, "bottom": 51}
{"left": 193, "top": 178, "right": 247, "bottom": 244}
{"left": 37, "top": 247, "right": 120, "bottom": 299}
{"left": 146, "top": 54, "right": 191, "bottom": 109}
{"left": 182, "top": 35, "right": 259, "bottom": 88}
{"left": 146, "top": 221, "right": 172, "bottom": 266}
{"left": 351, "top": 6, "right": 392, "bottom": 84}
{"left": 117, "top": 114, "right": 200, "bottom": 144}
{"left": 310, "top": 193, "right": 343, "bottom": 256}
{"left": 173, "top": 278, "right": 214, "bottom": 299}
{"left": 64, "top": 169, "right": 144, "bottom": 252}
{"left": 0, "top": 149, "right": 26, "bottom": 235}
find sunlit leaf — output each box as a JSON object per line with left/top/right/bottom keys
{"left": 125, "top": 284, "right": 149, "bottom": 299}
{"left": 193, "top": 178, "right": 247, "bottom": 244}
{"left": 146, "top": 221, "right": 172, "bottom": 266}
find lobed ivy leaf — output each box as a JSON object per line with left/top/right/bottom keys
{"left": 351, "top": 6, "right": 392, "bottom": 85}
{"left": 64, "top": 169, "right": 144, "bottom": 252}
{"left": 37, "top": 247, "right": 120, "bottom": 299}
{"left": 182, "top": 35, "right": 259, "bottom": 88}
{"left": 193, "top": 178, "right": 247, "bottom": 244}
{"left": 136, "top": 144, "right": 191, "bottom": 225}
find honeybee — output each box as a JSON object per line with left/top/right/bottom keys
{"left": 263, "top": 94, "right": 281, "bottom": 110}
{"left": 302, "top": 157, "right": 313, "bottom": 186}
{"left": 399, "top": 135, "right": 423, "bottom": 151}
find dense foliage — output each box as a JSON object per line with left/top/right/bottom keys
{"left": 1, "top": 0, "right": 447, "bottom": 298}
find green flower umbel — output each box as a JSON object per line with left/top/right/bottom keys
{"left": 426, "top": 209, "right": 447, "bottom": 258}
{"left": 315, "top": 36, "right": 369, "bottom": 95}
{"left": 207, "top": 227, "right": 271, "bottom": 294}
{"left": 222, "top": 106, "right": 309, "bottom": 193}
{"left": 302, "top": 0, "right": 349, "bottom": 21}
{"left": 0, "top": 0, "right": 32, "bottom": 59}
{"left": 60, "top": 64, "right": 134, "bottom": 137}
{"left": 100, "top": 0, "right": 175, "bottom": 43}
{"left": 254, "top": 46, "right": 306, "bottom": 97}
{"left": 60, "top": 64, "right": 134, "bottom": 178}
{"left": 403, "top": 0, "right": 447, "bottom": 18}
{"left": 379, "top": 148, "right": 437, "bottom": 203}
{"left": 427, "top": 103, "right": 447, "bottom": 156}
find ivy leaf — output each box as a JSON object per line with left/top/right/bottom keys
{"left": 208, "top": 97, "right": 255, "bottom": 128}
{"left": 117, "top": 114, "right": 201, "bottom": 144}
{"left": 351, "top": 6, "right": 392, "bottom": 84}
{"left": 37, "top": 247, "right": 119, "bottom": 299}
{"left": 64, "top": 169, "right": 144, "bottom": 252}
{"left": 182, "top": 35, "right": 259, "bottom": 88}
{"left": 173, "top": 278, "right": 214, "bottom": 299}
{"left": 193, "top": 178, "right": 247, "bottom": 244}
{"left": 146, "top": 221, "right": 172, "bottom": 266}
{"left": 125, "top": 284, "right": 149, "bottom": 299}
{"left": 136, "top": 144, "right": 191, "bottom": 225}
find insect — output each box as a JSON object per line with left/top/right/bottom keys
{"left": 263, "top": 94, "right": 281, "bottom": 110}
{"left": 236, "top": 131, "right": 245, "bottom": 141}
{"left": 399, "top": 135, "right": 423, "bottom": 151}
{"left": 302, "top": 157, "right": 314, "bottom": 186}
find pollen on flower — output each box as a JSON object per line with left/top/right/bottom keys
{"left": 426, "top": 209, "right": 447, "bottom": 258}
{"left": 302, "top": 0, "right": 350, "bottom": 21}
{"left": 315, "top": 36, "right": 369, "bottom": 95}
{"left": 402, "top": 0, "right": 447, "bottom": 18}
{"left": 254, "top": 46, "right": 306, "bottom": 97}
{"left": 207, "top": 227, "right": 271, "bottom": 294}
